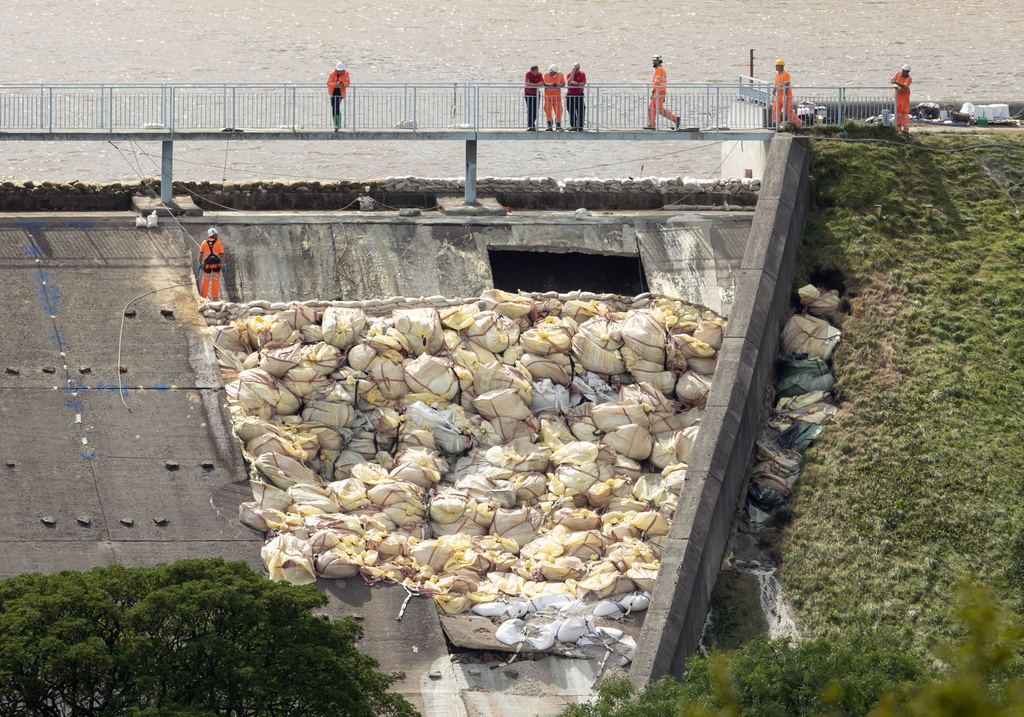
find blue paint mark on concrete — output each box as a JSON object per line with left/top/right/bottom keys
{"left": 155, "top": 383, "right": 168, "bottom": 393}
{"left": 70, "top": 221, "right": 88, "bottom": 228}
{"left": 24, "top": 244, "right": 43, "bottom": 254}
{"left": 21, "top": 222, "right": 40, "bottom": 229}
{"left": 81, "top": 452, "right": 96, "bottom": 460}
{"left": 66, "top": 400, "right": 85, "bottom": 410}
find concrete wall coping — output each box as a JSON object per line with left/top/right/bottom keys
{"left": 629, "top": 135, "right": 810, "bottom": 685}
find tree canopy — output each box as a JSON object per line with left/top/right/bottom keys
{"left": 0, "top": 558, "right": 417, "bottom": 717}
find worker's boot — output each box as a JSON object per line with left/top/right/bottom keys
{"left": 546, "top": 120, "right": 553, "bottom": 132}
{"left": 333, "top": 115, "right": 341, "bottom": 131}
{"left": 556, "top": 122, "right": 562, "bottom": 131}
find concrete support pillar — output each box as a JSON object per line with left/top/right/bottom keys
{"left": 161, "top": 140, "right": 173, "bottom": 204}
{"left": 465, "top": 139, "right": 477, "bottom": 204}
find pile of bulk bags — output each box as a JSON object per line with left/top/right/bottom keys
{"left": 210, "top": 289, "right": 726, "bottom": 625}
{"left": 747, "top": 285, "right": 842, "bottom": 520}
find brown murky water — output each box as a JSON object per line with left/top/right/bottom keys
{"left": 2, "top": 0, "right": 1020, "bottom": 181}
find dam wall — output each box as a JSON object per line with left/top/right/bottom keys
{"left": 630, "top": 135, "right": 810, "bottom": 682}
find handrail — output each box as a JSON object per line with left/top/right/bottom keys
{"left": 0, "top": 82, "right": 896, "bottom": 133}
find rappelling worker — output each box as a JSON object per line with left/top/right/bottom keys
{"left": 327, "top": 61, "right": 351, "bottom": 131}
{"left": 771, "top": 59, "right": 801, "bottom": 129}
{"left": 890, "top": 64, "right": 913, "bottom": 132}
{"left": 543, "top": 64, "right": 566, "bottom": 131}
{"left": 199, "top": 227, "right": 225, "bottom": 300}
{"left": 647, "top": 55, "right": 681, "bottom": 130}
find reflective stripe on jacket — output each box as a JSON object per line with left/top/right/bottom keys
{"left": 327, "top": 70, "right": 350, "bottom": 95}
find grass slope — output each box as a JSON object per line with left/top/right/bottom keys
{"left": 774, "top": 127, "right": 1024, "bottom": 657}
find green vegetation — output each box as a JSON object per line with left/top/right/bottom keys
{"left": 562, "top": 126, "right": 1024, "bottom": 716}
{"left": 781, "top": 128, "right": 1024, "bottom": 652}
{"left": 562, "top": 584, "right": 1024, "bottom": 716}
{"left": 0, "top": 558, "right": 417, "bottom": 717}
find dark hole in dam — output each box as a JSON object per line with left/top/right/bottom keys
{"left": 488, "top": 250, "right": 646, "bottom": 295}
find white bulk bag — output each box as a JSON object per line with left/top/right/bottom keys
{"left": 321, "top": 307, "right": 367, "bottom": 349}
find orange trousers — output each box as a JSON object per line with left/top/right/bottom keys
{"left": 544, "top": 94, "right": 563, "bottom": 122}
{"left": 772, "top": 93, "right": 801, "bottom": 127}
{"left": 200, "top": 270, "right": 222, "bottom": 300}
{"left": 895, "top": 92, "right": 910, "bottom": 131}
{"left": 648, "top": 91, "right": 677, "bottom": 126}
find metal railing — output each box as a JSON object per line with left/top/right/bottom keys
{"left": 0, "top": 82, "right": 898, "bottom": 133}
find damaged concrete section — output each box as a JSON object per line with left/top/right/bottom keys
{"left": 203, "top": 210, "right": 749, "bottom": 318}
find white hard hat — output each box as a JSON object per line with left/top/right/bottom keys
{"left": 336, "top": 61, "right": 345, "bottom": 71}
{"left": 207, "top": 227, "right": 218, "bottom": 238}
{"left": 652, "top": 55, "right": 662, "bottom": 62}
{"left": 549, "top": 64, "right": 558, "bottom": 73}
{"left": 902, "top": 64, "right": 911, "bottom": 72}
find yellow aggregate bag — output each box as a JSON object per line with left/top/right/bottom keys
{"left": 630, "top": 510, "right": 670, "bottom": 536}
{"left": 575, "top": 316, "right": 623, "bottom": 349}
{"left": 327, "top": 478, "right": 371, "bottom": 511}
{"left": 246, "top": 432, "right": 309, "bottom": 462}
{"left": 255, "top": 452, "right": 323, "bottom": 490}
{"left": 675, "top": 371, "right": 712, "bottom": 408}
{"left": 487, "top": 571, "right": 526, "bottom": 595}
{"left": 300, "top": 399, "right": 357, "bottom": 429}
{"left": 606, "top": 538, "right": 661, "bottom": 571}
{"left": 472, "top": 388, "right": 532, "bottom": 421}
{"left": 490, "top": 506, "right": 545, "bottom": 549}
{"left": 781, "top": 314, "right": 841, "bottom": 360}
{"left": 511, "top": 471, "right": 548, "bottom": 504}
{"left": 591, "top": 401, "right": 650, "bottom": 432}
{"left": 520, "top": 352, "right": 573, "bottom": 384}
{"left": 520, "top": 317, "right": 576, "bottom": 355}
{"left": 287, "top": 484, "right": 339, "bottom": 513}
{"left": 454, "top": 474, "right": 517, "bottom": 509}
{"left": 250, "top": 479, "right": 292, "bottom": 511}
{"left": 571, "top": 332, "right": 625, "bottom": 375}
{"left": 393, "top": 307, "right": 445, "bottom": 356}
{"left": 474, "top": 361, "right": 532, "bottom": 403}
{"left": 302, "top": 342, "right": 344, "bottom": 375}
{"left": 367, "top": 355, "right": 409, "bottom": 400}
{"left": 603, "top": 423, "right": 654, "bottom": 462}
{"left": 577, "top": 567, "right": 636, "bottom": 600}
{"left": 562, "top": 529, "right": 608, "bottom": 561}
{"left": 620, "top": 310, "right": 667, "bottom": 363}
{"left": 403, "top": 354, "right": 459, "bottom": 399}
{"left": 321, "top": 307, "right": 366, "bottom": 349}
{"left": 439, "top": 304, "right": 478, "bottom": 331}
{"left": 245, "top": 314, "right": 299, "bottom": 348}
{"left": 227, "top": 368, "right": 301, "bottom": 419}
{"left": 315, "top": 541, "right": 368, "bottom": 579}
{"left": 346, "top": 343, "right": 377, "bottom": 372}
{"left": 464, "top": 311, "right": 520, "bottom": 353}
{"left": 485, "top": 438, "right": 551, "bottom": 473}
{"left": 798, "top": 284, "right": 841, "bottom": 316}
{"left": 390, "top": 448, "right": 446, "bottom": 489}
{"left": 280, "top": 362, "right": 331, "bottom": 400}
{"left": 626, "top": 565, "right": 658, "bottom": 592}
{"left": 540, "top": 416, "right": 575, "bottom": 448}
{"left": 262, "top": 534, "right": 316, "bottom": 585}
{"left": 693, "top": 319, "right": 725, "bottom": 350}
{"left": 480, "top": 288, "right": 534, "bottom": 319}
{"left": 260, "top": 342, "right": 303, "bottom": 378}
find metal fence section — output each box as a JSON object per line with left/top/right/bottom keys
{"left": 0, "top": 82, "right": 898, "bottom": 133}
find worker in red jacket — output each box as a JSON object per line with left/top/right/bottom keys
{"left": 198, "top": 227, "right": 225, "bottom": 300}
{"left": 890, "top": 64, "right": 913, "bottom": 132}
{"left": 327, "top": 61, "right": 351, "bottom": 131}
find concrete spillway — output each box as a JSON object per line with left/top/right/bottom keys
{"left": 0, "top": 136, "right": 809, "bottom": 715}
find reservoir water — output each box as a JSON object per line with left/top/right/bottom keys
{"left": 2, "top": 0, "right": 1021, "bottom": 182}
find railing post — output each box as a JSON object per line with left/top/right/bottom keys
{"left": 715, "top": 85, "right": 720, "bottom": 129}
{"left": 465, "top": 139, "right": 477, "bottom": 204}
{"left": 594, "top": 86, "right": 600, "bottom": 131}
{"left": 838, "top": 88, "right": 843, "bottom": 126}
{"left": 108, "top": 86, "right": 114, "bottom": 132}
{"left": 292, "top": 86, "right": 297, "bottom": 130}
{"left": 412, "top": 86, "right": 417, "bottom": 132}
{"left": 99, "top": 84, "right": 104, "bottom": 130}
{"left": 161, "top": 140, "right": 173, "bottom": 204}
{"left": 351, "top": 87, "right": 356, "bottom": 130}
{"left": 169, "top": 85, "right": 175, "bottom": 132}
{"left": 39, "top": 85, "right": 45, "bottom": 129}
{"left": 231, "top": 86, "right": 236, "bottom": 130}
{"left": 48, "top": 87, "right": 52, "bottom": 132}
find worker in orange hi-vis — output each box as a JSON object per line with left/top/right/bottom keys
{"left": 198, "top": 227, "right": 225, "bottom": 300}
{"left": 772, "top": 59, "right": 802, "bottom": 129}
{"left": 890, "top": 64, "right": 913, "bottom": 132}
{"left": 327, "top": 61, "right": 351, "bottom": 131}
{"left": 647, "top": 55, "right": 681, "bottom": 130}
{"left": 542, "top": 64, "right": 566, "bottom": 131}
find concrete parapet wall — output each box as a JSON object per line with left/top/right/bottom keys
{"left": 630, "top": 135, "right": 809, "bottom": 684}
{"left": 0, "top": 175, "right": 759, "bottom": 212}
